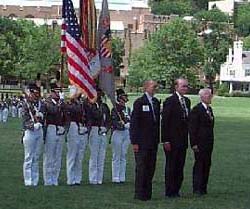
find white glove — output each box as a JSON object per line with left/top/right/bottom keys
{"left": 34, "top": 122, "right": 42, "bottom": 130}
{"left": 124, "top": 123, "right": 130, "bottom": 129}
{"left": 79, "top": 126, "right": 88, "bottom": 133}
{"left": 57, "top": 126, "right": 65, "bottom": 134}
{"left": 100, "top": 127, "right": 107, "bottom": 133}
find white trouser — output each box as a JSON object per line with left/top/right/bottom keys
{"left": 66, "top": 122, "right": 88, "bottom": 185}
{"left": 12, "top": 105, "right": 17, "bottom": 117}
{"left": 43, "top": 125, "right": 64, "bottom": 186}
{"left": 89, "top": 126, "right": 107, "bottom": 184}
{"left": 2, "top": 108, "right": 8, "bottom": 122}
{"left": 111, "top": 129, "right": 130, "bottom": 182}
{"left": 23, "top": 128, "right": 43, "bottom": 186}
{"left": 18, "top": 107, "right": 22, "bottom": 118}
{"left": 0, "top": 110, "right": 2, "bottom": 122}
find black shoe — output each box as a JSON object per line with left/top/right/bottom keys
{"left": 193, "top": 191, "right": 204, "bottom": 197}
{"left": 134, "top": 195, "right": 150, "bottom": 201}
{"left": 166, "top": 193, "right": 180, "bottom": 198}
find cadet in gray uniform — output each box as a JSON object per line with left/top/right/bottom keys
{"left": 43, "top": 84, "right": 66, "bottom": 186}
{"left": 87, "top": 88, "right": 111, "bottom": 185}
{"left": 11, "top": 96, "right": 18, "bottom": 117}
{"left": 0, "top": 101, "right": 3, "bottom": 122}
{"left": 21, "top": 83, "right": 45, "bottom": 186}
{"left": 2, "top": 101, "right": 9, "bottom": 123}
{"left": 65, "top": 91, "right": 89, "bottom": 186}
{"left": 111, "top": 89, "right": 131, "bottom": 183}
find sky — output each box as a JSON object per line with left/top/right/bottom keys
{"left": 1, "top": 0, "right": 148, "bottom": 9}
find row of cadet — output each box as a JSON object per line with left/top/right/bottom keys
{"left": 0, "top": 96, "right": 24, "bottom": 122}
{"left": 21, "top": 83, "right": 131, "bottom": 186}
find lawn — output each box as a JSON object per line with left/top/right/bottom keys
{"left": 0, "top": 95, "right": 250, "bottom": 209}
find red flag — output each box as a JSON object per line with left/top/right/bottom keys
{"left": 80, "top": 0, "right": 100, "bottom": 78}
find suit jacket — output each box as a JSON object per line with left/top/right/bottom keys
{"left": 161, "top": 93, "right": 191, "bottom": 149}
{"left": 130, "top": 93, "right": 160, "bottom": 150}
{"left": 189, "top": 103, "right": 214, "bottom": 151}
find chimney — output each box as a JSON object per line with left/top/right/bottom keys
{"left": 233, "top": 40, "right": 243, "bottom": 66}
{"left": 228, "top": 48, "right": 232, "bottom": 64}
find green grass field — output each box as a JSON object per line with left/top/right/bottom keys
{"left": 0, "top": 95, "right": 250, "bottom": 209}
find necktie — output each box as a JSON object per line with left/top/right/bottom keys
{"left": 180, "top": 97, "right": 188, "bottom": 117}
{"left": 206, "top": 106, "right": 213, "bottom": 120}
{"left": 150, "top": 98, "right": 156, "bottom": 121}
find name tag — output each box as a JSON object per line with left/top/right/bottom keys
{"left": 142, "top": 105, "right": 150, "bottom": 112}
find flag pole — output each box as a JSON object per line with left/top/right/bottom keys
{"left": 79, "top": 0, "right": 83, "bottom": 32}
{"left": 60, "top": 54, "right": 64, "bottom": 88}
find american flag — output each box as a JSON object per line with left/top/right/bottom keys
{"left": 62, "top": 0, "right": 96, "bottom": 100}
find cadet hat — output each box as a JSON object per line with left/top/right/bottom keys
{"left": 116, "top": 88, "right": 127, "bottom": 98}
{"left": 116, "top": 88, "right": 128, "bottom": 102}
{"left": 50, "top": 82, "right": 61, "bottom": 92}
{"left": 28, "top": 83, "right": 40, "bottom": 93}
{"left": 96, "top": 86, "right": 105, "bottom": 97}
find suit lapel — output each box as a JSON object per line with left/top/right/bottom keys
{"left": 199, "top": 103, "right": 213, "bottom": 121}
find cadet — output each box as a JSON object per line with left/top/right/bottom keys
{"left": 11, "top": 96, "right": 18, "bottom": 117}
{"left": 18, "top": 96, "right": 24, "bottom": 118}
{"left": 43, "top": 83, "right": 66, "bottom": 186}
{"left": 21, "top": 83, "right": 45, "bottom": 186}
{"left": 0, "top": 101, "right": 3, "bottom": 122}
{"left": 87, "top": 88, "right": 111, "bottom": 185}
{"left": 111, "top": 89, "right": 131, "bottom": 183}
{"left": 2, "top": 100, "right": 9, "bottom": 123}
{"left": 66, "top": 86, "right": 89, "bottom": 186}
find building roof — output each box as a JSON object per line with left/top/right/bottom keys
{"left": 243, "top": 51, "right": 250, "bottom": 64}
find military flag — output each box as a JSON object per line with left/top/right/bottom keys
{"left": 98, "top": 0, "right": 115, "bottom": 104}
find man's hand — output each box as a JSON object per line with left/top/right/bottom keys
{"left": 192, "top": 145, "right": 199, "bottom": 152}
{"left": 133, "top": 144, "right": 139, "bottom": 153}
{"left": 163, "top": 143, "right": 171, "bottom": 152}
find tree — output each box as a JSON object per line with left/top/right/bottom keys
{"left": 0, "top": 17, "right": 61, "bottom": 81}
{"left": 18, "top": 22, "right": 61, "bottom": 79}
{"left": 192, "top": 0, "right": 209, "bottom": 11}
{"left": 111, "top": 37, "right": 125, "bottom": 77}
{"left": 0, "top": 18, "right": 26, "bottom": 78}
{"left": 235, "top": 4, "right": 250, "bottom": 37}
{"left": 193, "top": 8, "right": 233, "bottom": 92}
{"left": 129, "top": 18, "right": 203, "bottom": 90}
{"left": 243, "top": 35, "right": 250, "bottom": 50}
{"left": 151, "top": 0, "right": 193, "bottom": 16}
{"left": 194, "top": 8, "right": 230, "bottom": 23}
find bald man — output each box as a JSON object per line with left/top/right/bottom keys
{"left": 162, "top": 78, "right": 191, "bottom": 198}
{"left": 189, "top": 88, "right": 214, "bottom": 196}
{"left": 130, "top": 80, "right": 161, "bottom": 201}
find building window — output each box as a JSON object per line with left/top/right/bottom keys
{"left": 245, "top": 69, "right": 250, "bottom": 77}
{"left": 230, "top": 70, "right": 235, "bottom": 76}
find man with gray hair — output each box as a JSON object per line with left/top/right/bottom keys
{"left": 189, "top": 88, "right": 214, "bottom": 196}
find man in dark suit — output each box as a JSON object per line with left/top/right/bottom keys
{"left": 161, "top": 78, "right": 191, "bottom": 197}
{"left": 189, "top": 88, "right": 214, "bottom": 196}
{"left": 130, "top": 80, "right": 161, "bottom": 201}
